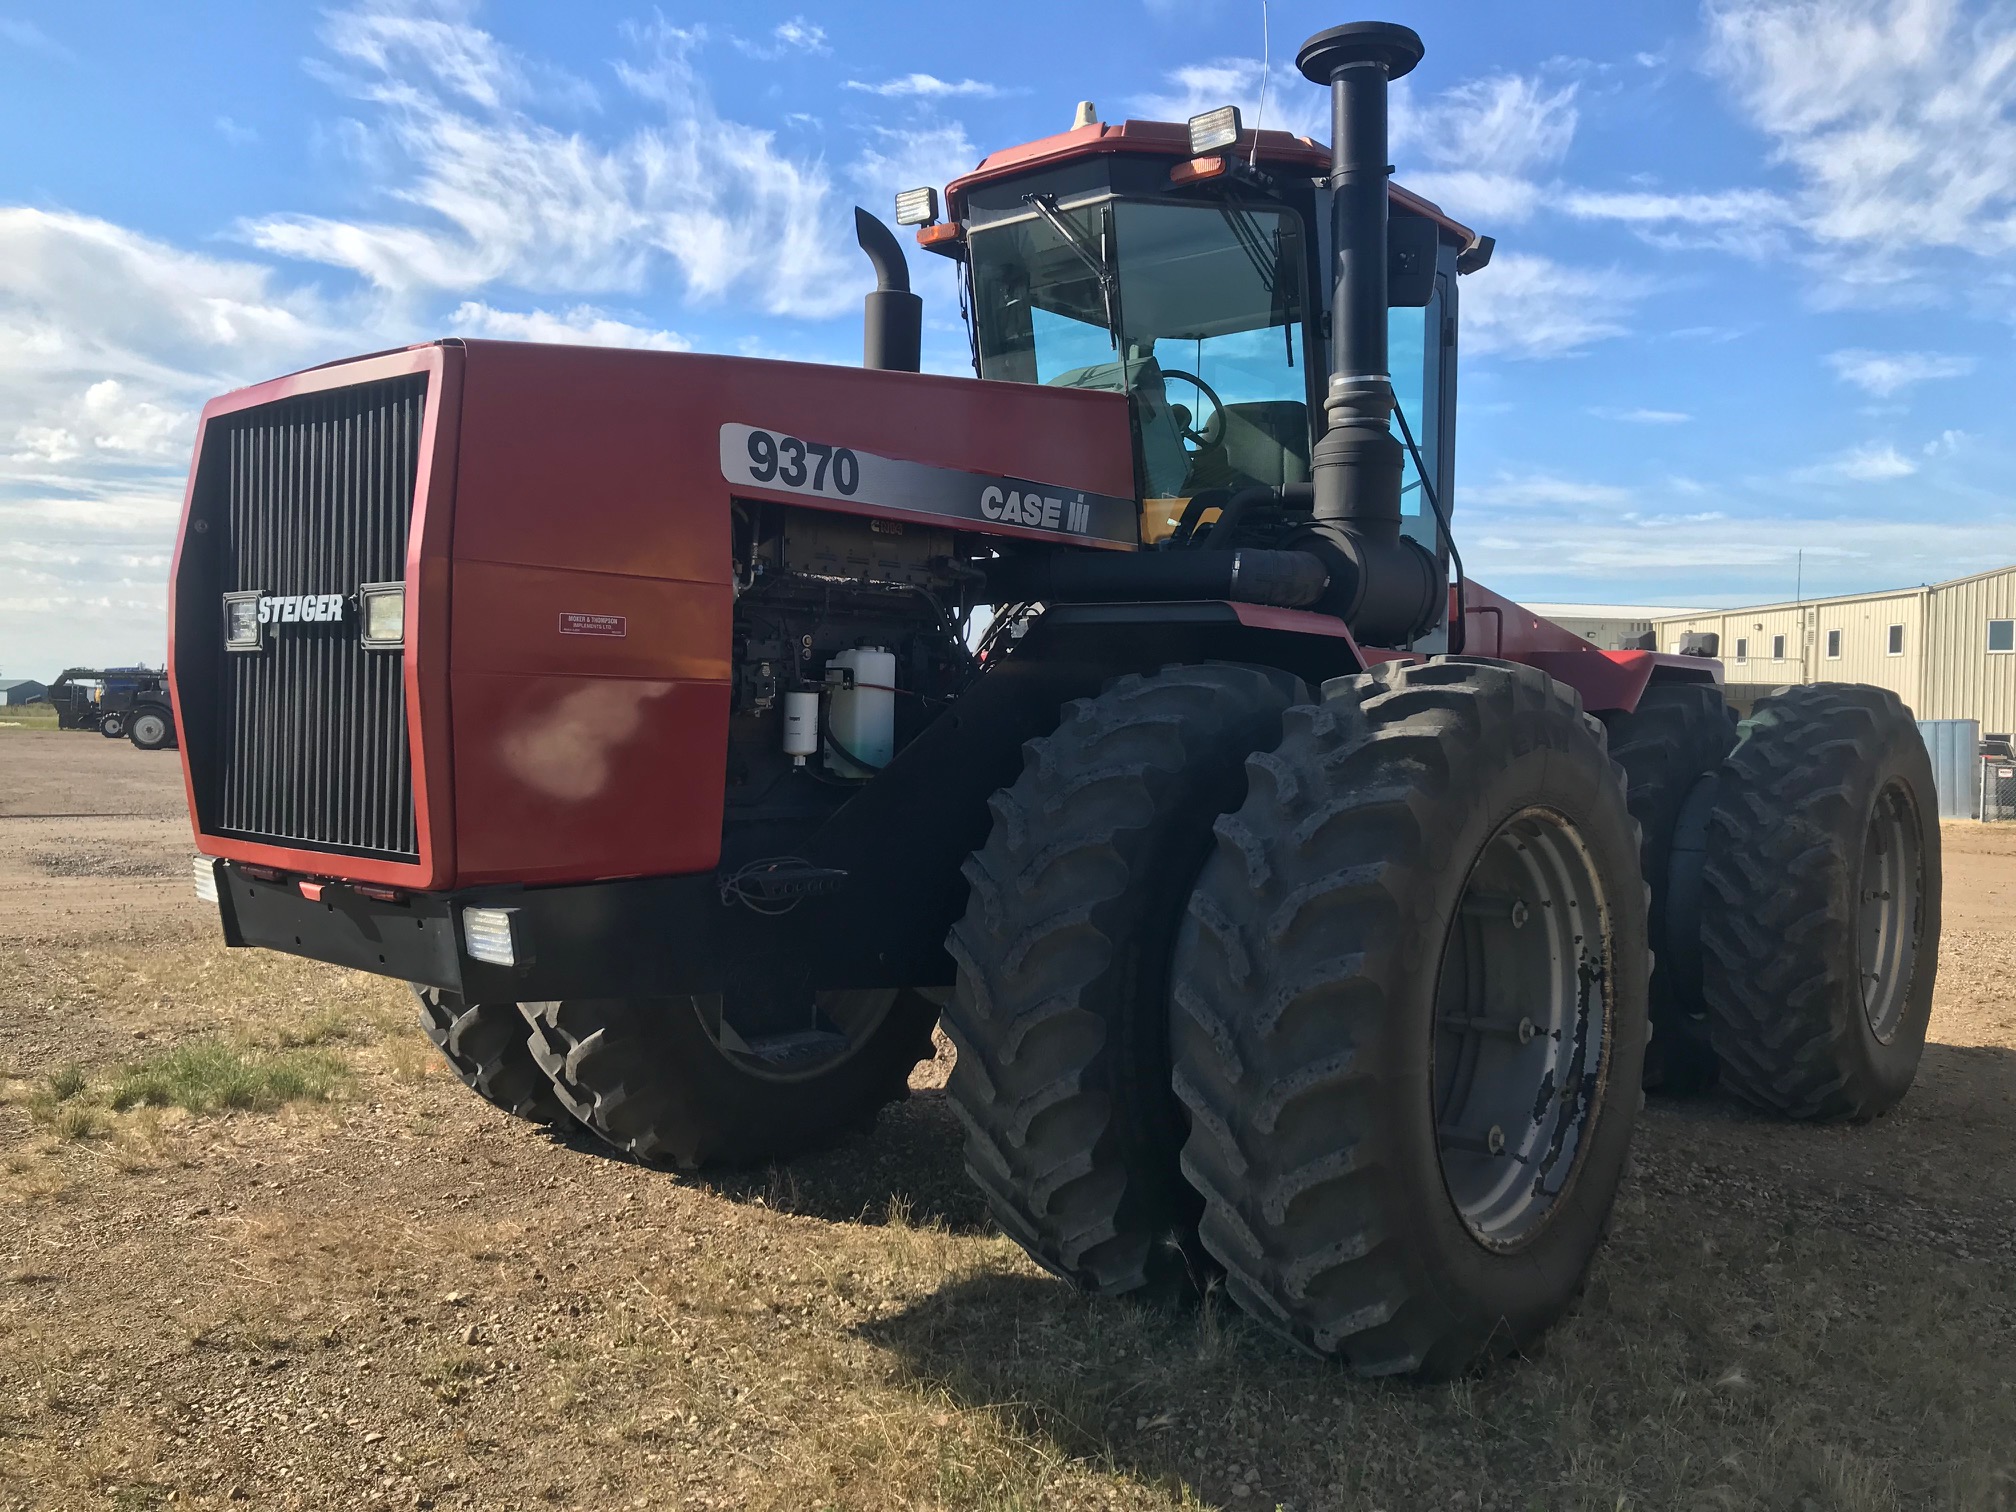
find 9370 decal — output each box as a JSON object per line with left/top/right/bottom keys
{"left": 719, "top": 422, "right": 1135, "bottom": 546}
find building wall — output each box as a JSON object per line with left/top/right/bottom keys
{"left": 1547, "top": 615, "right": 1656, "bottom": 651}
{"left": 1925, "top": 568, "right": 2016, "bottom": 735}
{"left": 1653, "top": 566, "right": 2016, "bottom": 734}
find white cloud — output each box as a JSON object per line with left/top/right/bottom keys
{"left": 244, "top": 8, "right": 863, "bottom": 318}
{"left": 734, "top": 17, "right": 830, "bottom": 59}
{"left": 0, "top": 17, "right": 73, "bottom": 59}
{"left": 0, "top": 210, "right": 359, "bottom": 677}
{"left": 1466, "top": 473, "right": 1634, "bottom": 508}
{"left": 1394, "top": 74, "right": 1579, "bottom": 225}
{"left": 1559, "top": 186, "right": 1796, "bottom": 256}
{"left": 1796, "top": 442, "right": 1920, "bottom": 482}
{"left": 1459, "top": 252, "right": 1649, "bottom": 359}
{"left": 1129, "top": 58, "right": 1329, "bottom": 142}
{"left": 1826, "top": 347, "right": 1976, "bottom": 396}
{"left": 845, "top": 75, "right": 1003, "bottom": 100}
{"left": 446, "top": 301, "right": 690, "bottom": 349}
{"left": 1706, "top": 0, "right": 2016, "bottom": 296}
{"left": 1923, "top": 428, "right": 1968, "bottom": 456}
{"left": 1591, "top": 406, "right": 1694, "bottom": 423}
{"left": 214, "top": 115, "right": 261, "bottom": 146}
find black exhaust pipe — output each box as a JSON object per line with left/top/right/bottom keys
{"left": 1292, "top": 22, "right": 1443, "bottom": 645}
{"left": 854, "top": 207, "right": 922, "bottom": 373}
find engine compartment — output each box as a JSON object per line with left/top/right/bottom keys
{"left": 722, "top": 503, "right": 979, "bottom": 864}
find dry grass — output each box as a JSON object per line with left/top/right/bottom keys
{"left": 0, "top": 801, "right": 2013, "bottom": 1507}
{"left": 0, "top": 701, "right": 59, "bottom": 731}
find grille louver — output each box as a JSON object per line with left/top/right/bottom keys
{"left": 202, "top": 376, "right": 427, "bottom": 860}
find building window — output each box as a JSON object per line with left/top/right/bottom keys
{"left": 1734, "top": 637, "right": 1748, "bottom": 663}
{"left": 1888, "top": 624, "right": 1905, "bottom": 656}
{"left": 1772, "top": 634, "right": 1787, "bottom": 660}
{"left": 1826, "top": 629, "right": 1842, "bottom": 659}
{"left": 1992, "top": 619, "right": 2015, "bottom": 654}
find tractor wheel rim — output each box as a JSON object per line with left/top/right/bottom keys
{"left": 695, "top": 989, "right": 898, "bottom": 1082}
{"left": 1857, "top": 780, "right": 1922, "bottom": 1044}
{"left": 1431, "top": 807, "right": 1612, "bottom": 1252}
{"left": 134, "top": 715, "right": 165, "bottom": 743}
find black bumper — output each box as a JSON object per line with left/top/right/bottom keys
{"left": 214, "top": 863, "right": 953, "bottom": 1005}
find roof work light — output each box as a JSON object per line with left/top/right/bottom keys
{"left": 893, "top": 187, "right": 940, "bottom": 227}
{"left": 1186, "top": 106, "right": 1242, "bottom": 156}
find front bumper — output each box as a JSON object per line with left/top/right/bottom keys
{"left": 205, "top": 859, "right": 948, "bottom": 1006}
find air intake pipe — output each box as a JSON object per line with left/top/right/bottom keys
{"left": 984, "top": 547, "right": 1329, "bottom": 609}
{"left": 1289, "top": 22, "right": 1444, "bottom": 646}
{"left": 854, "top": 207, "right": 923, "bottom": 373}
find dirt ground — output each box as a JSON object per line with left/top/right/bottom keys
{"left": 1, "top": 727, "right": 2013, "bottom": 1511}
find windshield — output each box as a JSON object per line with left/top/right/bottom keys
{"left": 971, "top": 198, "right": 1310, "bottom": 502}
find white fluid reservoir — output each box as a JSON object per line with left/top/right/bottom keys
{"left": 781, "top": 691, "right": 820, "bottom": 763}
{"left": 828, "top": 646, "right": 896, "bottom": 777}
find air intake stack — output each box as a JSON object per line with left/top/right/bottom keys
{"left": 1294, "top": 21, "right": 1443, "bottom": 645}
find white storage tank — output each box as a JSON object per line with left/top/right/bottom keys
{"left": 827, "top": 647, "right": 896, "bottom": 777}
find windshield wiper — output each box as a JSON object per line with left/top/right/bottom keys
{"left": 1023, "top": 193, "right": 1125, "bottom": 355}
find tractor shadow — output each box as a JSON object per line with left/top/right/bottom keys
{"left": 701, "top": 1086, "right": 994, "bottom": 1235}
{"left": 853, "top": 1040, "right": 2016, "bottom": 1506}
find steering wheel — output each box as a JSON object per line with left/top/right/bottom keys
{"left": 1158, "top": 368, "right": 1227, "bottom": 452}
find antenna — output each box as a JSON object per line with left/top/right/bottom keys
{"left": 1250, "top": 0, "right": 1270, "bottom": 166}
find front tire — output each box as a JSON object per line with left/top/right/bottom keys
{"left": 943, "top": 663, "right": 1301, "bottom": 1296}
{"left": 1701, "top": 684, "right": 1940, "bottom": 1120}
{"left": 520, "top": 989, "right": 939, "bottom": 1169}
{"left": 98, "top": 713, "right": 125, "bottom": 739}
{"left": 1171, "top": 659, "right": 1649, "bottom": 1376}
{"left": 414, "top": 986, "right": 574, "bottom": 1126}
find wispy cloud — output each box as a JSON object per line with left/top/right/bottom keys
{"left": 0, "top": 17, "right": 74, "bottom": 60}
{"left": 1394, "top": 74, "right": 1580, "bottom": 225}
{"left": 1591, "top": 406, "right": 1693, "bottom": 423}
{"left": 1795, "top": 441, "right": 1920, "bottom": 482}
{"left": 845, "top": 75, "right": 1004, "bottom": 99}
{"left": 1459, "top": 252, "right": 1651, "bottom": 359}
{"left": 1129, "top": 58, "right": 1328, "bottom": 141}
{"left": 1826, "top": 348, "right": 1976, "bottom": 397}
{"left": 446, "top": 300, "right": 690, "bottom": 349}
{"left": 1706, "top": 0, "right": 2016, "bottom": 298}
{"left": 244, "top": 9, "right": 862, "bottom": 318}
{"left": 734, "top": 16, "right": 829, "bottom": 59}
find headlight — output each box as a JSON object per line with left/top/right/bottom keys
{"left": 893, "top": 186, "right": 940, "bottom": 227}
{"left": 223, "top": 590, "right": 264, "bottom": 652}
{"left": 1186, "top": 105, "right": 1243, "bottom": 156}
{"left": 358, "top": 582, "right": 405, "bottom": 650}
{"left": 462, "top": 907, "right": 518, "bottom": 967}
{"left": 192, "top": 855, "right": 220, "bottom": 904}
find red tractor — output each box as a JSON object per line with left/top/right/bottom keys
{"left": 168, "top": 21, "right": 1940, "bottom": 1376}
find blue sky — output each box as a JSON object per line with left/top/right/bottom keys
{"left": 2, "top": 0, "right": 2013, "bottom": 679}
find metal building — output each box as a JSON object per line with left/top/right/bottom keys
{"left": 1522, "top": 603, "right": 1709, "bottom": 652}
{"left": 1652, "top": 564, "right": 2016, "bottom": 738}
{"left": 0, "top": 678, "right": 48, "bottom": 706}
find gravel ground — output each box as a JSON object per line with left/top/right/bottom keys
{"left": 1, "top": 728, "right": 2013, "bottom": 1511}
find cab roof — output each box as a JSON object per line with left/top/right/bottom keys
{"left": 944, "top": 117, "right": 1480, "bottom": 250}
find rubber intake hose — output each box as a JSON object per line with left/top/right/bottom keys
{"left": 984, "top": 548, "right": 1330, "bottom": 608}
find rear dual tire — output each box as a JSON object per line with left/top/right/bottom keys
{"left": 1701, "top": 684, "right": 1940, "bottom": 1121}
{"left": 1170, "top": 659, "right": 1649, "bottom": 1376}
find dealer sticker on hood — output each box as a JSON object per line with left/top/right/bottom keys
{"left": 719, "top": 423, "right": 1135, "bottom": 546}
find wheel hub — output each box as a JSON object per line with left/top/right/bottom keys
{"left": 1432, "top": 808, "right": 1612, "bottom": 1251}
{"left": 699, "top": 988, "right": 900, "bottom": 1082}
{"left": 1857, "top": 779, "right": 1924, "bottom": 1044}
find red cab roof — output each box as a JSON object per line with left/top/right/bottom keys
{"left": 944, "top": 117, "right": 1479, "bottom": 249}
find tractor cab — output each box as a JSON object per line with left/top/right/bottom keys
{"left": 915, "top": 113, "right": 1490, "bottom": 555}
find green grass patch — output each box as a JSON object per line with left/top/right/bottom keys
{"left": 46, "top": 1064, "right": 86, "bottom": 1102}
{"left": 107, "top": 1040, "right": 349, "bottom": 1115}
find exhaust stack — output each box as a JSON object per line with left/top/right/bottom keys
{"left": 1294, "top": 21, "right": 1442, "bottom": 644}
{"left": 853, "top": 207, "right": 923, "bottom": 373}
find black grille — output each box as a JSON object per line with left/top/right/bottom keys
{"left": 197, "top": 376, "right": 428, "bottom": 861}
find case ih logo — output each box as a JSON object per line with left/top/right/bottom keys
{"left": 258, "top": 594, "right": 346, "bottom": 625}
